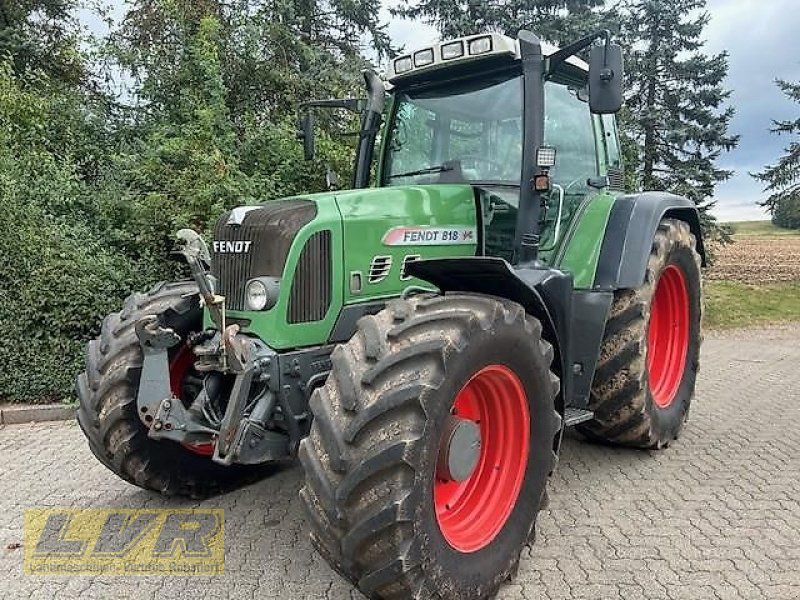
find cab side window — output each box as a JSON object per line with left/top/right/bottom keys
{"left": 537, "top": 81, "right": 597, "bottom": 254}
{"left": 544, "top": 82, "right": 597, "bottom": 191}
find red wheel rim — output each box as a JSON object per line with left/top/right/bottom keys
{"left": 434, "top": 365, "right": 530, "bottom": 553}
{"left": 647, "top": 265, "right": 690, "bottom": 409}
{"left": 170, "top": 346, "right": 214, "bottom": 457}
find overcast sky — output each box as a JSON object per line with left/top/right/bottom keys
{"left": 82, "top": 1, "right": 800, "bottom": 222}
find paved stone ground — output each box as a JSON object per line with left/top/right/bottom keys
{"left": 1, "top": 326, "right": 799, "bottom": 599}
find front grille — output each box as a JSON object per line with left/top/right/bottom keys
{"left": 287, "top": 230, "right": 332, "bottom": 324}
{"left": 211, "top": 200, "right": 317, "bottom": 310}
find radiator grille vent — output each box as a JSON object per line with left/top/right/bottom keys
{"left": 210, "top": 200, "right": 316, "bottom": 311}
{"left": 369, "top": 256, "right": 393, "bottom": 283}
{"left": 400, "top": 255, "right": 421, "bottom": 280}
{"left": 287, "top": 230, "right": 332, "bottom": 324}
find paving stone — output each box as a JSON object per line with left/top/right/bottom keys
{"left": 1, "top": 327, "right": 799, "bottom": 598}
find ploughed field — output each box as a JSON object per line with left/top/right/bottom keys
{"left": 707, "top": 235, "right": 800, "bottom": 284}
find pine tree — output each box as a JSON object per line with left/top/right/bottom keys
{"left": 391, "top": 0, "right": 607, "bottom": 46}
{"left": 620, "top": 0, "right": 738, "bottom": 240}
{"left": 752, "top": 80, "right": 800, "bottom": 229}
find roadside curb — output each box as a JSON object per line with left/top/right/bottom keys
{"left": 0, "top": 404, "right": 77, "bottom": 425}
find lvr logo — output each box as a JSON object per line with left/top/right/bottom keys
{"left": 25, "top": 509, "right": 224, "bottom": 575}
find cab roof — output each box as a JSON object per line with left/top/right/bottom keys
{"left": 386, "top": 32, "right": 589, "bottom": 83}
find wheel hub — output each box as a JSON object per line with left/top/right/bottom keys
{"left": 647, "top": 264, "right": 690, "bottom": 408}
{"left": 434, "top": 364, "right": 530, "bottom": 553}
{"left": 436, "top": 416, "right": 482, "bottom": 483}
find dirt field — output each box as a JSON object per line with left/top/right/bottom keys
{"left": 707, "top": 236, "right": 800, "bottom": 283}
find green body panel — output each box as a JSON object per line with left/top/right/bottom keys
{"left": 335, "top": 184, "right": 478, "bottom": 303}
{"left": 554, "top": 191, "right": 616, "bottom": 289}
{"left": 220, "top": 196, "right": 344, "bottom": 350}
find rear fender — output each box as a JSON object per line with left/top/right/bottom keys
{"left": 595, "top": 192, "right": 706, "bottom": 290}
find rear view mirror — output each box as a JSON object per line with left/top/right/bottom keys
{"left": 297, "top": 112, "right": 315, "bottom": 161}
{"left": 589, "top": 43, "right": 624, "bottom": 114}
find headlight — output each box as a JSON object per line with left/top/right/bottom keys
{"left": 245, "top": 277, "right": 280, "bottom": 311}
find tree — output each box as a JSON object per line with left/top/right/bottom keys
{"left": 95, "top": 1, "right": 393, "bottom": 276}
{"left": 0, "top": 60, "right": 138, "bottom": 401}
{"left": 392, "top": 0, "right": 607, "bottom": 45}
{"left": 112, "top": 0, "right": 391, "bottom": 121}
{"left": 0, "top": 0, "right": 86, "bottom": 85}
{"left": 752, "top": 79, "right": 800, "bottom": 229}
{"left": 620, "top": 0, "right": 738, "bottom": 240}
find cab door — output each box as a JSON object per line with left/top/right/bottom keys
{"left": 537, "top": 77, "right": 605, "bottom": 264}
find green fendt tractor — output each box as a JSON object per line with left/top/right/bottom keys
{"left": 76, "top": 29, "right": 703, "bottom": 599}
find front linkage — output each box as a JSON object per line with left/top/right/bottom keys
{"left": 133, "top": 230, "right": 334, "bottom": 466}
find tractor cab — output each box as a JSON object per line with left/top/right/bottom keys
{"left": 300, "top": 31, "right": 624, "bottom": 267}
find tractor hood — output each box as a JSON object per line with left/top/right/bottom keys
{"left": 209, "top": 184, "right": 477, "bottom": 350}
{"left": 332, "top": 184, "right": 478, "bottom": 303}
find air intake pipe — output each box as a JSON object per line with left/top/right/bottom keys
{"left": 353, "top": 69, "right": 385, "bottom": 189}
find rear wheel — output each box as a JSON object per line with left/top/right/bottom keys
{"left": 299, "top": 294, "right": 561, "bottom": 599}
{"left": 578, "top": 218, "right": 702, "bottom": 448}
{"left": 75, "top": 281, "right": 263, "bottom": 497}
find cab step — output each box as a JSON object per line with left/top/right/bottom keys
{"left": 563, "top": 408, "right": 594, "bottom": 426}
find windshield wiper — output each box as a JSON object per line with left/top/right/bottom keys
{"left": 387, "top": 164, "right": 454, "bottom": 179}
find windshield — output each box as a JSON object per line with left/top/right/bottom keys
{"left": 383, "top": 73, "right": 523, "bottom": 186}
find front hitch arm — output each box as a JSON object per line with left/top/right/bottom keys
{"left": 175, "top": 228, "right": 226, "bottom": 331}
{"left": 134, "top": 316, "right": 218, "bottom": 443}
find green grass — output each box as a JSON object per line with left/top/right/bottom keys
{"left": 726, "top": 220, "right": 800, "bottom": 236}
{"left": 705, "top": 280, "right": 800, "bottom": 329}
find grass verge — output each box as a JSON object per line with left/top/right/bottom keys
{"left": 705, "top": 280, "right": 800, "bottom": 329}
{"left": 727, "top": 220, "right": 800, "bottom": 236}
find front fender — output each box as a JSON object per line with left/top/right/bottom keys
{"left": 405, "top": 257, "right": 573, "bottom": 416}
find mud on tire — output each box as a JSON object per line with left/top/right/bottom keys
{"left": 299, "top": 293, "right": 562, "bottom": 600}
{"left": 578, "top": 218, "right": 703, "bottom": 449}
{"left": 75, "top": 281, "right": 263, "bottom": 498}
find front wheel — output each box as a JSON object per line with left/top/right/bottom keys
{"left": 299, "top": 294, "right": 561, "bottom": 599}
{"left": 75, "top": 281, "right": 264, "bottom": 498}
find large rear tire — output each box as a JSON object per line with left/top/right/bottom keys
{"left": 75, "top": 281, "right": 263, "bottom": 498}
{"left": 299, "top": 294, "right": 561, "bottom": 599}
{"left": 578, "top": 218, "right": 703, "bottom": 449}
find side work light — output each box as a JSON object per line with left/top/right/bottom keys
{"left": 536, "top": 146, "right": 557, "bottom": 169}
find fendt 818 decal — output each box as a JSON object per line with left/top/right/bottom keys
{"left": 382, "top": 225, "right": 477, "bottom": 246}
